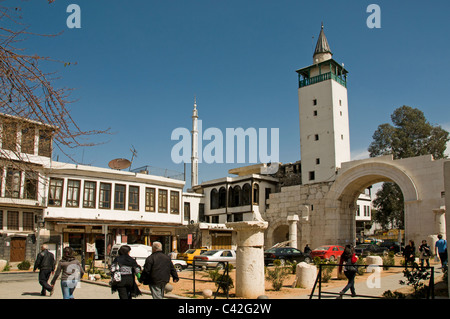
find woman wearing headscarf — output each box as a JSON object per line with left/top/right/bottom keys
{"left": 110, "top": 245, "right": 142, "bottom": 299}
{"left": 50, "top": 246, "right": 84, "bottom": 299}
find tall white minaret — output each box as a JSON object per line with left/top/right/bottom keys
{"left": 296, "top": 24, "right": 350, "bottom": 184}
{"left": 191, "top": 98, "right": 199, "bottom": 187}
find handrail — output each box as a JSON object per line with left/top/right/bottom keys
{"left": 177, "top": 260, "right": 231, "bottom": 299}
{"left": 299, "top": 72, "right": 347, "bottom": 88}
{"left": 309, "top": 263, "right": 435, "bottom": 299}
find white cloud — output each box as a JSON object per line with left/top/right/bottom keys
{"left": 351, "top": 149, "right": 370, "bottom": 161}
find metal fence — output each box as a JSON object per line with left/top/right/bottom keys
{"left": 309, "top": 263, "right": 436, "bottom": 299}
{"left": 177, "top": 260, "right": 231, "bottom": 299}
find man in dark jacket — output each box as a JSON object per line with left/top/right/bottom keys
{"left": 142, "top": 241, "right": 179, "bottom": 299}
{"left": 33, "top": 244, "right": 56, "bottom": 296}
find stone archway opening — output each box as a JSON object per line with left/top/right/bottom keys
{"left": 325, "top": 156, "right": 445, "bottom": 249}
{"left": 272, "top": 225, "right": 289, "bottom": 246}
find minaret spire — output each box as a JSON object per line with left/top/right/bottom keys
{"left": 191, "top": 97, "right": 199, "bottom": 188}
{"left": 313, "top": 23, "right": 332, "bottom": 64}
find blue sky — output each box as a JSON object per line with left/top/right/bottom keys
{"left": 12, "top": 0, "right": 450, "bottom": 187}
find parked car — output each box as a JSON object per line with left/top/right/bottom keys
{"left": 179, "top": 247, "right": 209, "bottom": 265}
{"left": 379, "top": 241, "right": 404, "bottom": 254}
{"left": 193, "top": 249, "right": 236, "bottom": 269}
{"left": 310, "top": 245, "right": 345, "bottom": 262}
{"left": 110, "top": 244, "right": 152, "bottom": 268}
{"left": 172, "top": 259, "right": 188, "bottom": 271}
{"left": 355, "top": 244, "right": 388, "bottom": 256}
{"left": 264, "top": 247, "right": 311, "bottom": 266}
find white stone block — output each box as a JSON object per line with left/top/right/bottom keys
{"left": 365, "top": 255, "right": 383, "bottom": 273}
{"left": 0, "top": 260, "right": 7, "bottom": 271}
{"left": 295, "top": 262, "right": 317, "bottom": 289}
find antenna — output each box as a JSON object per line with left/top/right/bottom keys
{"left": 129, "top": 145, "right": 138, "bottom": 171}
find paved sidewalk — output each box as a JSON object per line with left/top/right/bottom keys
{"left": 304, "top": 267, "right": 445, "bottom": 299}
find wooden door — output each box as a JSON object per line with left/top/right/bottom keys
{"left": 211, "top": 233, "right": 232, "bottom": 249}
{"left": 10, "top": 238, "right": 26, "bottom": 262}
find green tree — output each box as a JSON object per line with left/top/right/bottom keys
{"left": 369, "top": 106, "right": 449, "bottom": 232}
{"left": 372, "top": 182, "right": 404, "bottom": 229}
{"left": 368, "top": 105, "right": 449, "bottom": 159}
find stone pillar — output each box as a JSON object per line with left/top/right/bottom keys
{"left": 287, "top": 215, "right": 299, "bottom": 249}
{"left": 226, "top": 221, "right": 268, "bottom": 299}
{"left": 433, "top": 208, "right": 446, "bottom": 237}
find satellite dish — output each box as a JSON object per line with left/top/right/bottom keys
{"left": 108, "top": 158, "right": 131, "bottom": 170}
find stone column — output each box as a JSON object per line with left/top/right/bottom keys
{"left": 287, "top": 215, "right": 299, "bottom": 249}
{"left": 433, "top": 208, "right": 446, "bottom": 236}
{"left": 226, "top": 221, "right": 268, "bottom": 299}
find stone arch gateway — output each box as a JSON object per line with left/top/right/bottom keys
{"left": 324, "top": 155, "right": 446, "bottom": 248}
{"left": 265, "top": 154, "right": 448, "bottom": 250}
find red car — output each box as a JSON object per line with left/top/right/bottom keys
{"left": 310, "top": 245, "right": 345, "bottom": 262}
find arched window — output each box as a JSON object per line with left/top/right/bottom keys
{"left": 218, "top": 187, "right": 227, "bottom": 208}
{"left": 253, "top": 183, "right": 259, "bottom": 205}
{"left": 232, "top": 185, "right": 242, "bottom": 207}
{"left": 228, "top": 186, "right": 234, "bottom": 207}
{"left": 242, "top": 183, "right": 251, "bottom": 205}
{"left": 210, "top": 188, "right": 219, "bottom": 209}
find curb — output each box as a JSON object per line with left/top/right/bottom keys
{"left": 80, "top": 279, "right": 189, "bottom": 299}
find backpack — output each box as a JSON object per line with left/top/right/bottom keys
{"left": 345, "top": 254, "right": 358, "bottom": 272}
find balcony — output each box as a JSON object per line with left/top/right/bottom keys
{"left": 299, "top": 72, "right": 347, "bottom": 88}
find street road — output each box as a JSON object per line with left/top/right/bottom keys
{"left": 0, "top": 272, "right": 154, "bottom": 299}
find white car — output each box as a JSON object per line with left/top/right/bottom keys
{"left": 172, "top": 259, "right": 188, "bottom": 271}
{"left": 110, "top": 244, "right": 187, "bottom": 271}
{"left": 193, "top": 249, "right": 236, "bottom": 269}
{"left": 110, "top": 244, "right": 152, "bottom": 268}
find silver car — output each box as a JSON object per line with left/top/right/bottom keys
{"left": 193, "top": 249, "right": 236, "bottom": 269}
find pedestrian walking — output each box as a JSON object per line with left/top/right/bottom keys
{"left": 403, "top": 240, "right": 416, "bottom": 268}
{"left": 33, "top": 244, "right": 55, "bottom": 296}
{"left": 418, "top": 240, "right": 431, "bottom": 268}
{"left": 435, "top": 234, "right": 447, "bottom": 268}
{"left": 304, "top": 244, "right": 312, "bottom": 255}
{"left": 337, "top": 244, "right": 358, "bottom": 299}
{"left": 110, "top": 245, "right": 142, "bottom": 299}
{"left": 50, "top": 246, "right": 84, "bottom": 299}
{"left": 142, "top": 241, "right": 179, "bottom": 299}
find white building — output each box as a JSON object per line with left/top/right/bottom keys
{"left": 0, "top": 113, "right": 188, "bottom": 265}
